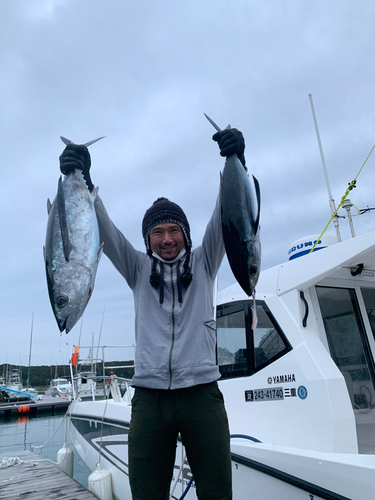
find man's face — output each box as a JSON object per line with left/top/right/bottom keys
{"left": 149, "top": 223, "right": 185, "bottom": 261}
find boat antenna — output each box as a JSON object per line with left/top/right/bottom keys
{"left": 342, "top": 199, "right": 356, "bottom": 238}
{"left": 96, "top": 306, "right": 106, "bottom": 368}
{"left": 78, "top": 316, "right": 83, "bottom": 347}
{"left": 309, "top": 150, "right": 375, "bottom": 254}
{"left": 308, "top": 94, "right": 342, "bottom": 243}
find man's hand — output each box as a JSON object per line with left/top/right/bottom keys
{"left": 212, "top": 128, "right": 246, "bottom": 168}
{"left": 59, "top": 144, "right": 94, "bottom": 191}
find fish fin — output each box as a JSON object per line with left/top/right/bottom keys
{"left": 47, "top": 199, "right": 52, "bottom": 214}
{"left": 91, "top": 186, "right": 99, "bottom": 201}
{"left": 43, "top": 246, "right": 46, "bottom": 261}
{"left": 82, "top": 136, "right": 106, "bottom": 147}
{"left": 60, "top": 136, "right": 106, "bottom": 147}
{"left": 252, "top": 175, "right": 261, "bottom": 234}
{"left": 251, "top": 293, "right": 258, "bottom": 329}
{"left": 97, "top": 242, "right": 104, "bottom": 262}
{"left": 203, "top": 113, "right": 231, "bottom": 132}
{"left": 60, "top": 136, "right": 73, "bottom": 145}
{"left": 57, "top": 176, "right": 72, "bottom": 262}
{"left": 204, "top": 113, "right": 222, "bottom": 132}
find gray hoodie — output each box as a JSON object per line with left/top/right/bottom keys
{"left": 94, "top": 196, "right": 225, "bottom": 390}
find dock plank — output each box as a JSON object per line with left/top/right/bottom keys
{"left": 0, "top": 450, "right": 99, "bottom": 499}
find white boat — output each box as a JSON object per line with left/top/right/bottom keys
{"left": 46, "top": 378, "right": 73, "bottom": 398}
{"left": 73, "top": 370, "right": 109, "bottom": 401}
{"left": 21, "top": 387, "right": 38, "bottom": 397}
{"left": 6, "top": 368, "right": 23, "bottom": 392}
{"left": 67, "top": 228, "right": 375, "bottom": 499}
{"left": 69, "top": 344, "right": 133, "bottom": 401}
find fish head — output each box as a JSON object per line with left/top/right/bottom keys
{"left": 50, "top": 265, "right": 94, "bottom": 333}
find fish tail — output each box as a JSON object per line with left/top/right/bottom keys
{"left": 251, "top": 293, "right": 258, "bottom": 330}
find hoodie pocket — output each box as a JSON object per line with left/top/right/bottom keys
{"left": 204, "top": 319, "right": 216, "bottom": 332}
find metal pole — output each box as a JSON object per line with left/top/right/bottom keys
{"left": 27, "top": 313, "right": 34, "bottom": 388}
{"left": 342, "top": 199, "right": 356, "bottom": 238}
{"left": 309, "top": 94, "right": 342, "bottom": 242}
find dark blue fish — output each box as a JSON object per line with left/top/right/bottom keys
{"left": 204, "top": 114, "right": 261, "bottom": 296}
{"left": 220, "top": 154, "right": 261, "bottom": 297}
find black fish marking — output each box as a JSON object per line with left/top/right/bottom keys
{"left": 57, "top": 176, "right": 72, "bottom": 262}
{"left": 252, "top": 175, "right": 261, "bottom": 234}
{"left": 44, "top": 257, "right": 56, "bottom": 314}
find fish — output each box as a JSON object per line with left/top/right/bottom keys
{"left": 220, "top": 153, "right": 261, "bottom": 297}
{"left": 204, "top": 114, "right": 261, "bottom": 297}
{"left": 44, "top": 137, "right": 104, "bottom": 333}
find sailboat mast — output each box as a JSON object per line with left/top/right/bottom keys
{"left": 309, "top": 94, "right": 342, "bottom": 243}
{"left": 27, "top": 312, "right": 34, "bottom": 387}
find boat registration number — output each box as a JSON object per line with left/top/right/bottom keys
{"left": 245, "top": 387, "right": 284, "bottom": 402}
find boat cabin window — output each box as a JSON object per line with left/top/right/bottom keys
{"left": 216, "top": 300, "right": 291, "bottom": 379}
{"left": 316, "top": 286, "right": 375, "bottom": 410}
{"left": 362, "top": 288, "right": 375, "bottom": 340}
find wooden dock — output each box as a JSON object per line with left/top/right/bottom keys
{"left": 0, "top": 450, "right": 99, "bottom": 499}
{"left": 0, "top": 398, "right": 70, "bottom": 420}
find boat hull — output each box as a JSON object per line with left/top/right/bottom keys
{"left": 67, "top": 229, "right": 375, "bottom": 499}
{"left": 68, "top": 399, "right": 375, "bottom": 500}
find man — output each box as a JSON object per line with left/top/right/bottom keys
{"left": 59, "top": 127, "right": 246, "bottom": 500}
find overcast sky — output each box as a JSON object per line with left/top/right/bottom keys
{"left": 1, "top": 0, "right": 375, "bottom": 370}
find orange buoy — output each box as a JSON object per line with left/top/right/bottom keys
{"left": 18, "top": 405, "right": 30, "bottom": 413}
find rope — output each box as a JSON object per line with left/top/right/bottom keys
{"left": 0, "top": 457, "right": 24, "bottom": 468}
{"left": 97, "top": 375, "right": 114, "bottom": 466}
{"left": 310, "top": 143, "right": 375, "bottom": 253}
{"left": 30, "top": 414, "right": 67, "bottom": 452}
{"left": 30, "top": 415, "right": 71, "bottom": 466}
{"left": 0, "top": 456, "right": 47, "bottom": 468}
{"left": 173, "top": 434, "right": 262, "bottom": 500}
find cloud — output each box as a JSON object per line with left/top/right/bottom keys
{"left": 1, "top": 0, "right": 375, "bottom": 366}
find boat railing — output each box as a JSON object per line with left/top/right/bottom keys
{"left": 69, "top": 344, "right": 135, "bottom": 402}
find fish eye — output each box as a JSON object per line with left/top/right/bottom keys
{"left": 249, "top": 266, "right": 258, "bottom": 277}
{"left": 56, "top": 294, "right": 69, "bottom": 308}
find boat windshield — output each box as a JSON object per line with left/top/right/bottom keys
{"left": 52, "top": 379, "right": 70, "bottom": 386}
{"left": 216, "top": 300, "right": 291, "bottom": 379}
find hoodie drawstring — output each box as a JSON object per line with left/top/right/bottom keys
{"left": 150, "top": 255, "right": 192, "bottom": 306}
{"left": 176, "top": 262, "right": 182, "bottom": 305}
{"left": 159, "top": 262, "right": 164, "bottom": 305}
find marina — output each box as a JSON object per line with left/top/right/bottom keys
{"left": 0, "top": 396, "right": 70, "bottom": 419}
{"left": 0, "top": 449, "right": 98, "bottom": 500}
{"left": 0, "top": 413, "right": 92, "bottom": 491}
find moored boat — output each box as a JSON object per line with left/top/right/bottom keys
{"left": 67, "top": 228, "right": 375, "bottom": 499}
{"left": 46, "top": 378, "right": 73, "bottom": 398}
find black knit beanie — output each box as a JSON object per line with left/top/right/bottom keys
{"left": 142, "top": 197, "right": 192, "bottom": 256}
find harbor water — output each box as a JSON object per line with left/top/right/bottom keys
{"left": 0, "top": 412, "right": 92, "bottom": 488}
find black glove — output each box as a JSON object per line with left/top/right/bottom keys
{"left": 59, "top": 144, "right": 94, "bottom": 191}
{"left": 212, "top": 128, "right": 246, "bottom": 168}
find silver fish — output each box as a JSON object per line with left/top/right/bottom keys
{"left": 44, "top": 137, "right": 104, "bottom": 333}
{"left": 204, "top": 114, "right": 261, "bottom": 296}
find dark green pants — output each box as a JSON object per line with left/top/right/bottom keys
{"left": 128, "top": 382, "right": 232, "bottom": 500}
